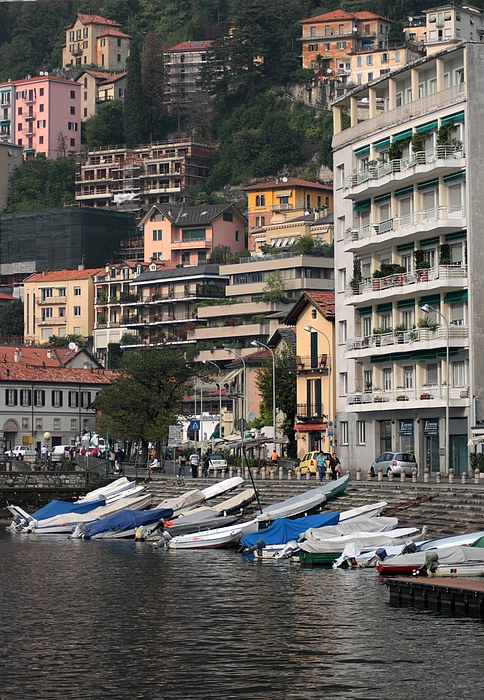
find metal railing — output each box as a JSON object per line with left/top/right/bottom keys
{"left": 347, "top": 385, "right": 470, "bottom": 405}
{"left": 346, "top": 263, "right": 467, "bottom": 296}
{"left": 346, "top": 325, "right": 469, "bottom": 351}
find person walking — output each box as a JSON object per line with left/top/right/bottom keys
{"left": 189, "top": 450, "right": 200, "bottom": 478}
{"left": 177, "top": 453, "right": 186, "bottom": 478}
{"left": 329, "top": 453, "right": 341, "bottom": 481}
{"left": 202, "top": 453, "right": 211, "bottom": 478}
{"left": 109, "top": 447, "right": 116, "bottom": 474}
{"left": 316, "top": 450, "right": 326, "bottom": 483}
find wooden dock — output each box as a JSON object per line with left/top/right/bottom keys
{"left": 385, "top": 576, "right": 484, "bottom": 619}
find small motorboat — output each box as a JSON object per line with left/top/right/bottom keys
{"left": 201, "top": 476, "right": 244, "bottom": 500}
{"left": 256, "top": 475, "right": 349, "bottom": 523}
{"left": 71, "top": 507, "right": 174, "bottom": 539}
{"left": 376, "top": 544, "right": 484, "bottom": 576}
{"left": 166, "top": 518, "right": 258, "bottom": 549}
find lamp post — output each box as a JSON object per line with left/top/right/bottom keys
{"left": 203, "top": 359, "right": 222, "bottom": 452}
{"left": 251, "top": 339, "right": 277, "bottom": 454}
{"left": 421, "top": 303, "right": 450, "bottom": 473}
{"left": 304, "top": 325, "right": 332, "bottom": 450}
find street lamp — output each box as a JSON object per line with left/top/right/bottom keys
{"left": 304, "top": 325, "right": 332, "bottom": 450}
{"left": 251, "top": 339, "right": 277, "bottom": 454}
{"left": 203, "top": 359, "right": 222, "bottom": 451}
{"left": 421, "top": 303, "right": 450, "bottom": 473}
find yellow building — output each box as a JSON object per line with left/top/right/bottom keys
{"left": 244, "top": 177, "right": 333, "bottom": 250}
{"left": 284, "top": 291, "right": 335, "bottom": 458}
{"left": 76, "top": 69, "right": 127, "bottom": 121}
{"left": 62, "top": 13, "right": 130, "bottom": 71}
{"left": 251, "top": 209, "right": 333, "bottom": 254}
{"left": 24, "top": 267, "right": 103, "bottom": 344}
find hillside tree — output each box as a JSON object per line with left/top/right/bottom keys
{"left": 123, "top": 40, "right": 145, "bottom": 147}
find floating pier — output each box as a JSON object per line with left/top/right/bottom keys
{"left": 385, "top": 577, "right": 484, "bottom": 619}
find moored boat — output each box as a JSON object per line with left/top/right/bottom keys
{"left": 166, "top": 518, "right": 258, "bottom": 549}
{"left": 71, "top": 507, "right": 173, "bottom": 539}
{"left": 376, "top": 544, "right": 484, "bottom": 576}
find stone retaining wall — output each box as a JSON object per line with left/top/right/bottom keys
{"left": 0, "top": 471, "right": 86, "bottom": 489}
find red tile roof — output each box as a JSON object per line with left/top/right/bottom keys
{"left": 0, "top": 292, "right": 15, "bottom": 301}
{"left": 305, "top": 291, "right": 335, "bottom": 319}
{"left": 244, "top": 178, "right": 332, "bottom": 192}
{"left": 165, "top": 40, "right": 213, "bottom": 52}
{"left": 301, "top": 9, "right": 387, "bottom": 23}
{"left": 25, "top": 268, "right": 104, "bottom": 283}
{"left": 97, "top": 28, "right": 131, "bottom": 39}
{"left": 76, "top": 13, "right": 121, "bottom": 27}
{"left": 0, "top": 364, "right": 115, "bottom": 384}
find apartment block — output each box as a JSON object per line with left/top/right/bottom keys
{"left": 251, "top": 210, "right": 333, "bottom": 254}
{"left": 62, "top": 13, "right": 130, "bottom": 71}
{"left": 24, "top": 268, "right": 102, "bottom": 344}
{"left": 77, "top": 69, "right": 126, "bottom": 121}
{"left": 140, "top": 203, "right": 247, "bottom": 265}
{"left": 0, "top": 75, "right": 81, "bottom": 159}
{"left": 332, "top": 43, "right": 482, "bottom": 476}
{"left": 164, "top": 40, "right": 213, "bottom": 113}
{"left": 0, "top": 84, "right": 14, "bottom": 144}
{"left": 76, "top": 140, "right": 212, "bottom": 213}
{"left": 0, "top": 142, "right": 22, "bottom": 210}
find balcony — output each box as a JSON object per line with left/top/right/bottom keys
{"left": 70, "top": 48, "right": 83, "bottom": 56}
{"left": 343, "top": 145, "right": 465, "bottom": 198}
{"left": 296, "top": 403, "right": 326, "bottom": 420}
{"left": 344, "top": 205, "right": 466, "bottom": 253}
{"left": 345, "top": 325, "right": 469, "bottom": 359}
{"left": 345, "top": 385, "right": 470, "bottom": 412}
{"left": 345, "top": 263, "right": 467, "bottom": 304}
{"left": 170, "top": 238, "right": 211, "bottom": 249}
{"left": 271, "top": 203, "right": 293, "bottom": 212}
{"left": 295, "top": 354, "right": 329, "bottom": 371}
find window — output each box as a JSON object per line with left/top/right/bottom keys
{"left": 37, "top": 120, "right": 46, "bottom": 128}
{"left": 81, "top": 392, "right": 91, "bottom": 408}
{"left": 70, "top": 90, "right": 75, "bottom": 99}
{"left": 324, "top": 43, "right": 330, "bottom": 51}
{"left": 198, "top": 251, "right": 207, "bottom": 264}
{"left": 101, "top": 54, "right": 105, "bottom": 66}
{"left": 117, "top": 38, "right": 122, "bottom": 47}
{"left": 68, "top": 122, "right": 78, "bottom": 131}
{"left": 42, "top": 308, "right": 53, "bottom": 321}
{"left": 5, "top": 389, "right": 17, "bottom": 406}
{"left": 70, "top": 138, "right": 75, "bottom": 147}
{"left": 76, "top": 29, "right": 81, "bottom": 41}
{"left": 255, "top": 195, "right": 266, "bottom": 207}
{"left": 117, "top": 54, "right": 121, "bottom": 62}
{"left": 152, "top": 229, "right": 162, "bottom": 241}
{"left": 366, "top": 55, "right": 373, "bottom": 66}
{"left": 182, "top": 229, "right": 205, "bottom": 241}
{"left": 235, "top": 230, "right": 239, "bottom": 241}
{"left": 22, "top": 418, "right": 29, "bottom": 429}
{"left": 36, "top": 418, "right": 43, "bottom": 430}
{"left": 427, "top": 363, "right": 439, "bottom": 385}
{"left": 58, "top": 287, "right": 66, "bottom": 297}
{"left": 83, "top": 27, "right": 88, "bottom": 38}
{"left": 338, "top": 268, "right": 347, "bottom": 291}
{"left": 381, "top": 53, "right": 389, "bottom": 64}
{"left": 368, "top": 72, "right": 373, "bottom": 82}
{"left": 338, "top": 320, "right": 347, "bottom": 344}
{"left": 73, "top": 306, "right": 81, "bottom": 316}
{"left": 311, "top": 26, "right": 317, "bottom": 36}
{"left": 39, "top": 104, "right": 44, "bottom": 112}
{"left": 100, "top": 38, "right": 106, "bottom": 47}
{"left": 450, "top": 302, "right": 465, "bottom": 326}
{"left": 223, "top": 212, "right": 233, "bottom": 222}
{"left": 70, "top": 31, "right": 74, "bottom": 41}
{"left": 20, "top": 389, "right": 31, "bottom": 407}
{"left": 383, "top": 368, "right": 392, "bottom": 391}
{"left": 339, "top": 372, "right": 348, "bottom": 395}
{"left": 363, "top": 315, "right": 372, "bottom": 336}
{"left": 18, "top": 123, "right": 22, "bottom": 132}
{"left": 70, "top": 106, "right": 75, "bottom": 115}
{"left": 364, "top": 369, "right": 373, "bottom": 390}
{"left": 68, "top": 391, "right": 78, "bottom": 408}
{"left": 340, "top": 421, "right": 349, "bottom": 445}
{"left": 54, "top": 419, "right": 60, "bottom": 430}
{"left": 34, "top": 390, "right": 45, "bottom": 407}
{"left": 395, "top": 51, "right": 401, "bottom": 62}
{"left": 71, "top": 419, "right": 78, "bottom": 431}
{"left": 336, "top": 41, "right": 347, "bottom": 49}
{"left": 84, "top": 108, "right": 87, "bottom": 118}
{"left": 453, "top": 361, "right": 466, "bottom": 387}
{"left": 51, "top": 390, "right": 63, "bottom": 408}
{"left": 357, "top": 421, "right": 366, "bottom": 444}
{"left": 58, "top": 308, "right": 65, "bottom": 318}
{"left": 74, "top": 287, "right": 81, "bottom": 296}
{"left": 404, "top": 366, "right": 414, "bottom": 389}
{"left": 357, "top": 56, "right": 362, "bottom": 67}
{"left": 308, "top": 44, "right": 318, "bottom": 51}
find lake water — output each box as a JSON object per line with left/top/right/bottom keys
{"left": 1, "top": 529, "right": 483, "bottom": 700}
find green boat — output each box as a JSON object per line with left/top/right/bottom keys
{"left": 299, "top": 550, "right": 339, "bottom": 566}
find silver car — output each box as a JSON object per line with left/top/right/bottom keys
{"left": 370, "top": 451, "right": 418, "bottom": 477}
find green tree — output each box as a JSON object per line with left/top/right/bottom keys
{"left": 261, "top": 270, "right": 290, "bottom": 303}
{"left": 96, "top": 347, "right": 194, "bottom": 450}
{"left": 7, "top": 155, "right": 76, "bottom": 213}
{"left": 255, "top": 345, "right": 297, "bottom": 454}
{"left": 45, "top": 333, "right": 87, "bottom": 348}
{"left": 0, "top": 299, "right": 24, "bottom": 338}
{"left": 123, "top": 40, "right": 145, "bottom": 147}
{"left": 209, "top": 245, "right": 232, "bottom": 264}
{"left": 84, "top": 101, "right": 125, "bottom": 149}
{"left": 142, "top": 31, "right": 166, "bottom": 141}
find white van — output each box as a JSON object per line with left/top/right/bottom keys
{"left": 50, "top": 445, "right": 71, "bottom": 462}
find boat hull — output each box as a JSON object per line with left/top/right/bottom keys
{"left": 299, "top": 550, "right": 339, "bottom": 566}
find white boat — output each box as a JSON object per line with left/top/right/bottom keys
{"left": 431, "top": 562, "right": 484, "bottom": 577}
{"left": 418, "top": 530, "right": 484, "bottom": 551}
{"left": 377, "top": 544, "right": 484, "bottom": 575}
{"left": 302, "top": 516, "right": 399, "bottom": 541}
{"left": 299, "top": 527, "right": 420, "bottom": 554}
{"left": 256, "top": 475, "right": 349, "bottom": 523}
{"left": 154, "top": 489, "right": 205, "bottom": 512}
{"left": 201, "top": 476, "right": 244, "bottom": 500}
{"left": 338, "top": 502, "right": 388, "bottom": 522}
{"left": 76, "top": 477, "right": 134, "bottom": 502}
{"left": 167, "top": 518, "right": 258, "bottom": 549}
{"left": 212, "top": 488, "right": 257, "bottom": 515}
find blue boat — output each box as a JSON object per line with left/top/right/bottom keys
{"left": 72, "top": 507, "right": 173, "bottom": 539}
{"left": 240, "top": 511, "right": 340, "bottom": 550}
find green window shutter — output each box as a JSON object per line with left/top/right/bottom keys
{"left": 441, "top": 111, "right": 465, "bottom": 126}
{"left": 310, "top": 331, "right": 318, "bottom": 369}
{"left": 353, "top": 199, "right": 371, "bottom": 212}
{"left": 415, "top": 120, "right": 438, "bottom": 134}
{"left": 443, "top": 171, "right": 466, "bottom": 183}
{"left": 444, "top": 290, "right": 468, "bottom": 304}
{"left": 417, "top": 179, "right": 439, "bottom": 191}
{"left": 393, "top": 129, "right": 412, "bottom": 142}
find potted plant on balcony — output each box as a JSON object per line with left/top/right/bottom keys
{"left": 349, "top": 259, "right": 362, "bottom": 293}
{"left": 364, "top": 380, "right": 373, "bottom": 392}
{"left": 394, "top": 323, "right": 407, "bottom": 343}
{"left": 372, "top": 268, "right": 384, "bottom": 290}
{"left": 372, "top": 327, "right": 389, "bottom": 346}
{"left": 439, "top": 243, "right": 452, "bottom": 266}
{"left": 411, "top": 133, "right": 426, "bottom": 163}
{"left": 416, "top": 260, "right": 431, "bottom": 281}
{"left": 96, "top": 314, "right": 106, "bottom": 325}
{"left": 417, "top": 316, "right": 439, "bottom": 332}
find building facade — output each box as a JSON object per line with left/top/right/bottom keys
{"left": 0, "top": 142, "right": 22, "bottom": 210}
{"left": 251, "top": 210, "right": 333, "bottom": 254}
{"left": 0, "top": 75, "right": 81, "bottom": 159}
{"left": 62, "top": 13, "right": 130, "bottom": 71}
{"left": 164, "top": 40, "right": 213, "bottom": 113}
{"left": 24, "top": 268, "right": 102, "bottom": 344}
{"left": 75, "top": 140, "right": 212, "bottom": 213}
{"left": 332, "top": 43, "right": 481, "bottom": 475}
{"left": 76, "top": 69, "right": 126, "bottom": 121}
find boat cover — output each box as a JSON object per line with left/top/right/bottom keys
{"left": 201, "top": 476, "right": 244, "bottom": 499}
{"left": 214, "top": 488, "right": 257, "bottom": 514}
{"left": 155, "top": 489, "right": 205, "bottom": 511}
{"left": 418, "top": 530, "right": 484, "bottom": 551}
{"left": 302, "top": 516, "right": 399, "bottom": 540}
{"left": 299, "top": 528, "right": 419, "bottom": 554}
{"left": 257, "top": 475, "right": 349, "bottom": 520}
{"left": 82, "top": 507, "right": 174, "bottom": 539}
{"left": 32, "top": 493, "right": 152, "bottom": 528}
{"left": 378, "top": 544, "right": 484, "bottom": 570}
{"left": 241, "top": 511, "right": 340, "bottom": 549}
{"left": 32, "top": 498, "right": 106, "bottom": 520}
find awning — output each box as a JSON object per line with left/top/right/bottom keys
{"left": 374, "top": 193, "right": 391, "bottom": 204}
{"left": 441, "top": 111, "right": 465, "bottom": 125}
{"left": 394, "top": 186, "right": 414, "bottom": 197}
{"left": 370, "top": 349, "right": 460, "bottom": 363}
{"left": 393, "top": 129, "right": 412, "bottom": 142}
{"left": 417, "top": 179, "right": 439, "bottom": 191}
{"left": 443, "top": 171, "right": 466, "bottom": 183}
{"left": 420, "top": 236, "right": 439, "bottom": 247}
{"left": 419, "top": 294, "right": 441, "bottom": 306}
{"left": 353, "top": 199, "right": 371, "bottom": 212}
{"left": 397, "top": 242, "right": 414, "bottom": 252}
{"left": 444, "top": 290, "right": 468, "bottom": 304}
{"left": 416, "top": 120, "right": 438, "bottom": 134}
{"left": 376, "top": 302, "right": 392, "bottom": 313}
{"left": 397, "top": 298, "right": 415, "bottom": 309}
{"left": 358, "top": 306, "right": 372, "bottom": 316}
{"left": 373, "top": 137, "right": 390, "bottom": 148}
{"left": 354, "top": 145, "right": 370, "bottom": 156}
{"left": 445, "top": 231, "right": 467, "bottom": 242}
{"left": 294, "top": 423, "right": 327, "bottom": 432}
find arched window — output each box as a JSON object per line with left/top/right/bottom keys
{"left": 260, "top": 194, "right": 265, "bottom": 206}
{"left": 255, "top": 195, "right": 261, "bottom": 206}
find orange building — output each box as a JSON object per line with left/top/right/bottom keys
{"left": 62, "top": 13, "right": 130, "bottom": 71}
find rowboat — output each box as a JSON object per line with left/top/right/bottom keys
{"left": 256, "top": 474, "right": 349, "bottom": 523}
{"left": 71, "top": 507, "right": 174, "bottom": 539}
{"left": 166, "top": 518, "right": 258, "bottom": 549}
{"left": 338, "top": 501, "right": 388, "bottom": 522}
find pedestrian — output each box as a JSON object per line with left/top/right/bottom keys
{"left": 316, "top": 450, "right": 326, "bottom": 482}
{"left": 202, "top": 453, "right": 211, "bottom": 478}
{"left": 189, "top": 450, "right": 200, "bottom": 478}
{"left": 271, "top": 448, "right": 278, "bottom": 466}
{"left": 41, "top": 445, "right": 48, "bottom": 460}
{"left": 177, "top": 453, "right": 186, "bottom": 478}
{"left": 109, "top": 447, "right": 116, "bottom": 473}
{"left": 329, "top": 453, "right": 341, "bottom": 481}
{"left": 148, "top": 456, "right": 159, "bottom": 474}
{"left": 115, "top": 447, "right": 125, "bottom": 475}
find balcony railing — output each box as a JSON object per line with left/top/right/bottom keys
{"left": 346, "top": 325, "right": 469, "bottom": 352}
{"left": 346, "top": 263, "right": 467, "bottom": 297}
{"left": 296, "top": 403, "right": 326, "bottom": 419}
{"left": 344, "top": 204, "right": 466, "bottom": 248}
{"left": 271, "top": 203, "right": 293, "bottom": 211}
{"left": 343, "top": 144, "right": 464, "bottom": 190}
{"left": 347, "top": 385, "right": 470, "bottom": 406}
{"left": 295, "top": 354, "right": 329, "bottom": 371}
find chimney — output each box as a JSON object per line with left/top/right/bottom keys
{"left": 78, "top": 263, "right": 85, "bottom": 271}
{"left": 14, "top": 348, "right": 20, "bottom": 362}
{"left": 84, "top": 361, "right": 89, "bottom": 369}
{"left": 46, "top": 349, "right": 53, "bottom": 359}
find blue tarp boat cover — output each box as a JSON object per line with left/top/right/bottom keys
{"left": 83, "top": 507, "right": 174, "bottom": 538}
{"left": 32, "top": 498, "right": 106, "bottom": 520}
{"left": 240, "top": 511, "right": 340, "bottom": 548}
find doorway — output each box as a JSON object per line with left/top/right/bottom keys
{"left": 450, "top": 435, "right": 468, "bottom": 475}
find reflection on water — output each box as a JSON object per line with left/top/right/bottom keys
{"left": 1, "top": 530, "right": 483, "bottom": 700}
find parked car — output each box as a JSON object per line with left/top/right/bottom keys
{"left": 370, "top": 451, "right": 418, "bottom": 477}
{"left": 7, "top": 445, "right": 33, "bottom": 460}
{"left": 299, "top": 451, "right": 331, "bottom": 475}
{"left": 49, "top": 445, "right": 72, "bottom": 462}
{"left": 207, "top": 454, "right": 227, "bottom": 474}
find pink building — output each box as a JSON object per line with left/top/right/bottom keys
{"left": 140, "top": 203, "right": 247, "bottom": 265}
{"left": 0, "top": 75, "right": 81, "bottom": 159}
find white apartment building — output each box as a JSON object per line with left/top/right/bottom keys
{"left": 332, "top": 42, "right": 484, "bottom": 476}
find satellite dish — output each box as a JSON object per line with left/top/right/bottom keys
{"left": 68, "top": 342, "right": 76, "bottom": 350}
{"left": 282, "top": 176, "right": 288, "bottom": 182}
